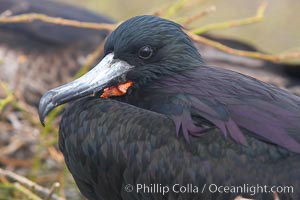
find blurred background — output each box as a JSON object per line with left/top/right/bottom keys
{"left": 0, "top": 0, "right": 299, "bottom": 199}
{"left": 59, "top": 0, "right": 300, "bottom": 58}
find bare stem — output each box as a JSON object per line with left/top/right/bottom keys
{"left": 181, "top": 6, "right": 216, "bottom": 26}
{"left": 0, "top": 168, "right": 64, "bottom": 200}
{"left": 192, "top": 1, "right": 268, "bottom": 34}
{"left": 0, "top": 13, "right": 116, "bottom": 31}
{"left": 45, "top": 182, "right": 61, "bottom": 200}
{"left": 163, "top": 0, "right": 189, "bottom": 18}
{"left": 187, "top": 31, "right": 300, "bottom": 62}
{"left": 14, "top": 182, "right": 42, "bottom": 200}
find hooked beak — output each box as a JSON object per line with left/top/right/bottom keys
{"left": 38, "top": 53, "right": 134, "bottom": 125}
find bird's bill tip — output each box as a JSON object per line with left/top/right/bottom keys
{"left": 38, "top": 90, "right": 57, "bottom": 126}
{"left": 38, "top": 53, "right": 134, "bottom": 125}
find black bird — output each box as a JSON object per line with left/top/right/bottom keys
{"left": 39, "top": 16, "right": 300, "bottom": 200}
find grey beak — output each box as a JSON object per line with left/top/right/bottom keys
{"left": 38, "top": 53, "right": 134, "bottom": 125}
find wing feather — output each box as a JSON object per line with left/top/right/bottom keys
{"left": 160, "top": 66, "right": 300, "bottom": 153}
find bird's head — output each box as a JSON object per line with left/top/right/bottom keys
{"left": 38, "top": 15, "right": 203, "bottom": 125}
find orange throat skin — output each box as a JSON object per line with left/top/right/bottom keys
{"left": 100, "top": 81, "right": 133, "bottom": 98}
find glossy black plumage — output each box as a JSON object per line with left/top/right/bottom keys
{"left": 39, "top": 15, "right": 300, "bottom": 200}
{"left": 60, "top": 97, "right": 300, "bottom": 200}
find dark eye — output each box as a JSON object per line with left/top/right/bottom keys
{"left": 138, "top": 45, "right": 153, "bottom": 60}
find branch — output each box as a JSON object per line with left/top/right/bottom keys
{"left": 14, "top": 183, "right": 42, "bottom": 200}
{"left": 163, "top": 0, "right": 189, "bottom": 18}
{"left": 191, "top": 1, "right": 268, "bottom": 34}
{"left": 181, "top": 6, "right": 216, "bottom": 26}
{"left": 0, "top": 168, "right": 64, "bottom": 200}
{"left": 187, "top": 31, "right": 300, "bottom": 62}
{"left": 152, "top": 3, "right": 171, "bottom": 16}
{"left": 0, "top": 13, "right": 116, "bottom": 31}
{"left": 45, "top": 182, "right": 61, "bottom": 200}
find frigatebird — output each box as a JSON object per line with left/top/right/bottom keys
{"left": 39, "top": 16, "right": 300, "bottom": 200}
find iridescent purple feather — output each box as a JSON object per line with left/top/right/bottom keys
{"left": 155, "top": 65, "right": 300, "bottom": 153}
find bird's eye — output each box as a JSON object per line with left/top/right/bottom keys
{"left": 138, "top": 45, "right": 153, "bottom": 60}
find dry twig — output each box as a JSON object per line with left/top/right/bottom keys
{"left": 187, "top": 31, "right": 300, "bottom": 62}
{"left": 14, "top": 182, "right": 42, "bottom": 200}
{"left": 191, "top": 1, "right": 268, "bottom": 34}
{"left": 181, "top": 6, "right": 216, "bottom": 26}
{"left": 0, "top": 13, "right": 115, "bottom": 31}
{"left": 45, "top": 182, "right": 61, "bottom": 200}
{"left": 163, "top": 0, "right": 190, "bottom": 18}
{"left": 0, "top": 168, "right": 64, "bottom": 200}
